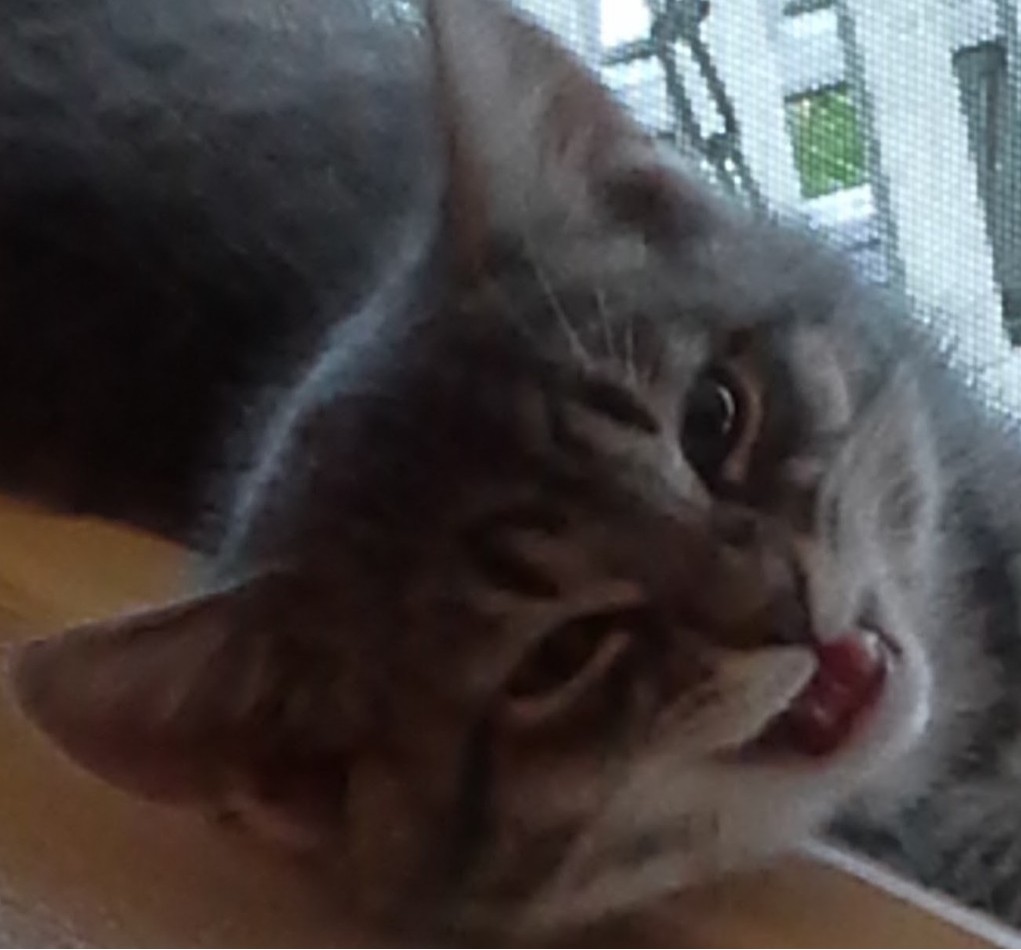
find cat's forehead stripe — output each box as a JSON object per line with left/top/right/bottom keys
{"left": 563, "top": 373, "right": 660, "bottom": 435}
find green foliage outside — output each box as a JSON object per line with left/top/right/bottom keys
{"left": 788, "top": 87, "right": 867, "bottom": 198}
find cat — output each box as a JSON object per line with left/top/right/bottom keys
{"left": 5, "top": 0, "right": 1021, "bottom": 940}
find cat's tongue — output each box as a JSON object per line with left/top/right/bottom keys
{"left": 758, "top": 631, "right": 887, "bottom": 757}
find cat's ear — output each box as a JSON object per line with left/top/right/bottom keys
{"left": 10, "top": 573, "right": 355, "bottom": 847}
{"left": 426, "top": 0, "right": 710, "bottom": 269}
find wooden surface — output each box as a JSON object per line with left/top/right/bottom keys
{"left": 0, "top": 494, "right": 1013, "bottom": 947}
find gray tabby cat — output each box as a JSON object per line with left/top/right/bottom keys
{"left": 6, "top": 0, "right": 1021, "bottom": 940}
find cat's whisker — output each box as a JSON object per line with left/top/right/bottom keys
{"left": 625, "top": 316, "right": 639, "bottom": 388}
{"left": 524, "top": 248, "right": 592, "bottom": 371}
{"left": 594, "top": 287, "right": 617, "bottom": 364}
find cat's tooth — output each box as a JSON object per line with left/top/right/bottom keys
{"left": 859, "top": 628, "right": 885, "bottom": 662}
{"left": 820, "top": 629, "right": 887, "bottom": 688}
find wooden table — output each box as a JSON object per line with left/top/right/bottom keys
{"left": 0, "top": 495, "right": 1012, "bottom": 946}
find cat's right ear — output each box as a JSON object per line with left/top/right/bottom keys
{"left": 9, "top": 572, "right": 358, "bottom": 849}
{"left": 426, "top": 0, "right": 713, "bottom": 273}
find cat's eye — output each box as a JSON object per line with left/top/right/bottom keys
{"left": 680, "top": 367, "right": 745, "bottom": 486}
{"left": 501, "top": 609, "right": 640, "bottom": 728}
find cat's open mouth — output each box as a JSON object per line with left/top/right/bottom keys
{"left": 741, "top": 629, "right": 891, "bottom": 759}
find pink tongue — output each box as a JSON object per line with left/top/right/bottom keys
{"left": 761, "top": 632, "right": 887, "bottom": 757}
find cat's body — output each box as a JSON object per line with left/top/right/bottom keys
{"left": 6, "top": 0, "right": 1021, "bottom": 939}
{"left": 0, "top": 0, "right": 432, "bottom": 538}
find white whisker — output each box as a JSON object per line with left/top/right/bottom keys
{"left": 625, "top": 317, "right": 638, "bottom": 387}
{"left": 595, "top": 287, "right": 617, "bottom": 364}
{"left": 524, "top": 245, "right": 592, "bottom": 370}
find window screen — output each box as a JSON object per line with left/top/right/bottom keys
{"left": 515, "top": 0, "right": 1021, "bottom": 417}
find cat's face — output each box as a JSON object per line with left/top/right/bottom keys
{"left": 400, "top": 263, "right": 938, "bottom": 935}
{"left": 10, "top": 0, "right": 939, "bottom": 938}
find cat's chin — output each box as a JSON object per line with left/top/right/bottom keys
{"left": 512, "top": 627, "right": 931, "bottom": 936}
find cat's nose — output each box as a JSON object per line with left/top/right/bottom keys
{"left": 695, "top": 505, "right": 816, "bottom": 649}
{"left": 635, "top": 504, "right": 814, "bottom": 649}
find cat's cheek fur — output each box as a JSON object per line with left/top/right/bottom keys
{"left": 510, "top": 639, "right": 932, "bottom": 934}
{"left": 811, "top": 373, "right": 944, "bottom": 811}
{"left": 516, "top": 662, "right": 934, "bottom": 935}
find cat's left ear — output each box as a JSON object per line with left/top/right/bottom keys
{"left": 9, "top": 573, "right": 356, "bottom": 848}
{"left": 426, "top": 0, "right": 712, "bottom": 269}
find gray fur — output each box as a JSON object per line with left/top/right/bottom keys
{"left": 5, "top": 0, "right": 1021, "bottom": 941}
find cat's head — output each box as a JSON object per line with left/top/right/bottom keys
{"left": 10, "top": 0, "right": 939, "bottom": 937}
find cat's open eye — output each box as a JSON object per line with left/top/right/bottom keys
{"left": 501, "top": 609, "right": 640, "bottom": 728}
{"left": 680, "top": 367, "right": 746, "bottom": 487}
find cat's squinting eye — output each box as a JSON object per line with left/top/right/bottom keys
{"left": 501, "top": 610, "right": 637, "bottom": 728}
{"left": 680, "top": 366, "right": 746, "bottom": 487}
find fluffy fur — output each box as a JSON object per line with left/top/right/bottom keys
{"left": 4, "top": 0, "right": 1021, "bottom": 940}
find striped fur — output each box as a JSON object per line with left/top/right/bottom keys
{"left": 5, "top": 0, "right": 1021, "bottom": 940}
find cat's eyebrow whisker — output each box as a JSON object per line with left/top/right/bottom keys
{"left": 524, "top": 247, "right": 593, "bottom": 371}
{"left": 625, "top": 316, "right": 639, "bottom": 388}
{"left": 594, "top": 287, "right": 617, "bottom": 364}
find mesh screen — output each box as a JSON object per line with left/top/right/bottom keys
{"left": 514, "top": 0, "right": 1021, "bottom": 417}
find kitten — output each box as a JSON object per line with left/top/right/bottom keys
{"left": 6, "top": 0, "right": 1021, "bottom": 940}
